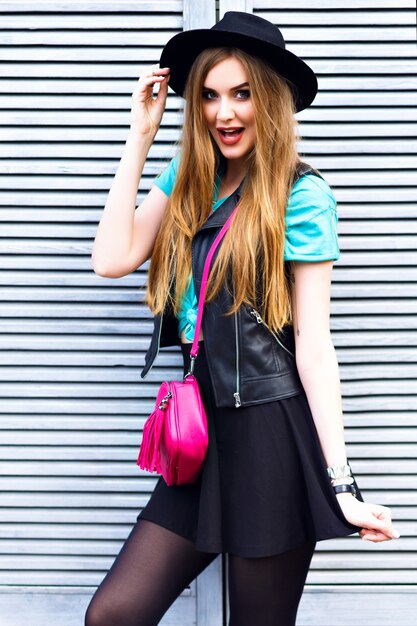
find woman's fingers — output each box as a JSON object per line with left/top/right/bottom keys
{"left": 338, "top": 496, "right": 401, "bottom": 543}
{"left": 143, "top": 65, "right": 170, "bottom": 84}
{"left": 130, "top": 64, "right": 170, "bottom": 133}
{"left": 360, "top": 504, "right": 401, "bottom": 541}
{"left": 360, "top": 528, "right": 392, "bottom": 542}
{"left": 155, "top": 69, "right": 170, "bottom": 102}
{"left": 134, "top": 66, "right": 170, "bottom": 96}
{"left": 359, "top": 526, "right": 392, "bottom": 542}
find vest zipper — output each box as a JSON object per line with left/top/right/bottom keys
{"left": 234, "top": 308, "right": 241, "bottom": 407}
{"left": 249, "top": 308, "right": 295, "bottom": 358}
{"left": 142, "top": 274, "right": 175, "bottom": 379}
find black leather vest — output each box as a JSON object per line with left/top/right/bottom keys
{"left": 140, "top": 161, "right": 324, "bottom": 408}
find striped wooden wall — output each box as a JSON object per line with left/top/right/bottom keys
{"left": 1, "top": 0, "right": 416, "bottom": 624}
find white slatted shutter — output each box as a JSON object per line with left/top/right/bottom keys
{"left": 2, "top": 1, "right": 417, "bottom": 624}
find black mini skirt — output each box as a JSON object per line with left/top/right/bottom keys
{"left": 137, "top": 340, "right": 364, "bottom": 558}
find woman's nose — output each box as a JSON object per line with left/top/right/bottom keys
{"left": 216, "top": 97, "right": 235, "bottom": 121}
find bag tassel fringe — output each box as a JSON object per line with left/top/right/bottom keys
{"left": 137, "top": 406, "right": 165, "bottom": 473}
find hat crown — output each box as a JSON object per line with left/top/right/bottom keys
{"left": 212, "top": 11, "right": 285, "bottom": 50}
{"left": 159, "top": 10, "right": 317, "bottom": 111}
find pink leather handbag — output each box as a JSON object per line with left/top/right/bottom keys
{"left": 137, "top": 204, "right": 240, "bottom": 486}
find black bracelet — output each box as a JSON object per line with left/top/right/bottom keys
{"left": 333, "top": 483, "right": 357, "bottom": 498}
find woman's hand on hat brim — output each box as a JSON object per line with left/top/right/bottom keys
{"left": 130, "top": 65, "right": 171, "bottom": 136}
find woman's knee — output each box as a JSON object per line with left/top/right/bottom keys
{"left": 84, "top": 595, "right": 109, "bottom": 626}
{"left": 84, "top": 594, "right": 128, "bottom": 626}
{"left": 84, "top": 597, "right": 103, "bottom": 626}
{"left": 84, "top": 591, "right": 159, "bottom": 626}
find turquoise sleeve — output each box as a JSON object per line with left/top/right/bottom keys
{"left": 284, "top": 173, "right": 340, "bottom": 262}
{"left": 153, "top": 152, "right": 181, "bottom": 197}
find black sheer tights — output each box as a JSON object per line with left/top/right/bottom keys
{"left": 227, "top": 539, "right": 316, "bottom": 626}
{"left": 84, "top": 519, "right": 217, "bottom": 626}
{"left": 84, "top": 518, "right": 316, "bottom": 626}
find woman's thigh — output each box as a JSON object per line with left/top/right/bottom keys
{"left": 84, "top": 518, "right": 218, "bottom": 626}
{"left": 228, "top": 539, "right": 316, "bottom": 626}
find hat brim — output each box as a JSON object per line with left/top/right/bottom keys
{"left": 160, "top": 29, "right": 318, "bottom": 112}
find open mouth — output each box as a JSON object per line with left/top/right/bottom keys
{"left": 219, "top": 128, "right": 244, "bottom": 137}
{"left": 217, "top": 128, "right": 245, "bottom": 145}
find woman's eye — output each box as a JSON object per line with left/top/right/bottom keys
{"left": 202, "top": 89, "right": 250, "bottom": 100}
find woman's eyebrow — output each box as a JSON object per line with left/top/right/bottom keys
{"left": 202, "top": 82, "right": 249, "bottom": 91}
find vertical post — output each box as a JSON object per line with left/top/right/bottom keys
{"left": 219, "top": 0, "right": 253, "bottom": 20}
{"left": 183, "top": 0, "right": 216, "bottom": 31}
{"left": 196, "top": 555, "right": 224, "bottom": 626}
{"left": 180, "top": 1, "right": 216, "bottom": 128}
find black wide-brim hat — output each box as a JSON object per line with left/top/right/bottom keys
{"left": 159, "top": 11, "right": 318, "bottom": 113}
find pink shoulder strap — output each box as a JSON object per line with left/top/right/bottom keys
{"left": 188, "top": 204, "right": 240, "bottom": 366}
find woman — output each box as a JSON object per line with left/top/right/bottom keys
{"left": 86, "top": 11, "right": 400, "bottom": 626}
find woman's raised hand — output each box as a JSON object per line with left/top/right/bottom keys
{"left": 130, "top": 64, "right": 170, "bottom": 136}
{"left": 336, "top": 494, "right": 401, "bottom": 542}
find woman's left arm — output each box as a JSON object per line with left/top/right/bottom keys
{"left": 289, "top": 259, "right": 401, "bottom": 543}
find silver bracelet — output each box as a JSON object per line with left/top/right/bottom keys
{"left": 326, "top": 464, "right": 352, "bottom": 480}
{"left": 331, "top": 476, "right": 354, "bottom": 486}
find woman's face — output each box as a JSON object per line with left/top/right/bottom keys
{"left": 202, "top": 56, "right": 256, "bottom": 166}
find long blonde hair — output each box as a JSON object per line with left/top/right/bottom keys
{"left": 146, "top": 46, "right": 301, "bottom": 334}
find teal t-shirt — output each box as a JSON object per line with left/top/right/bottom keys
{"left": 153, "top": 153, "right": 340, "bottom": 341}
